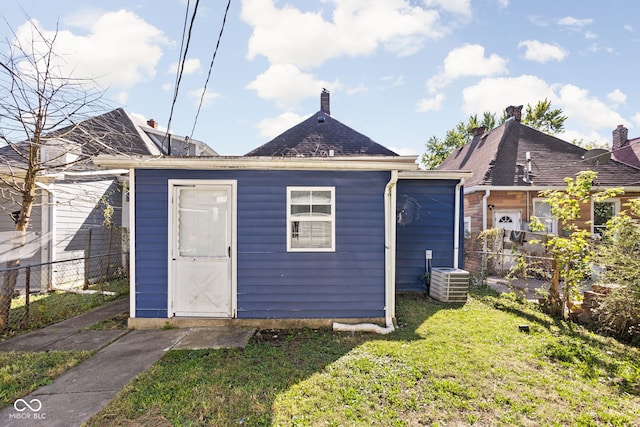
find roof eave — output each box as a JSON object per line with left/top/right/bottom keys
{"left": 95, "top": 154, "right": 421, "bottom": 171}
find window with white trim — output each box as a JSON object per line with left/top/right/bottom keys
{"left": 593, "top": 199, "right": 620, "bottom": 236}
{"left": 532, "top": 198, "right": 558, "bottom": 234}
{"left": 287, "top": 187, "right": 335, "bottom": 251}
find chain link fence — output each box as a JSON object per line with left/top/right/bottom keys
{"left": 0, "top": 252, "right": 129, "bottom": 333}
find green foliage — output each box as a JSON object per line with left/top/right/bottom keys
{"left": 421, "top": 113, "right": 497, "bottom": 169}
{"left": 533, "top": 171, "right": 623, "bottom": 317}
{"left": 593, "top": 199, "right": 640, "bottom": 343}
{"left": 522, "top": 98, "right": 567, "bottom": 135}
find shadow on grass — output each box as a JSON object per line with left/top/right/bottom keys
{"left": 87, "top": 293, "right": 450, "bottom": 426}
{"left": 471, "top": 286, "right": 640, "bottom": 397}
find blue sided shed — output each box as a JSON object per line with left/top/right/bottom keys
{"left": 97, "top": 155, "right": 470, "bottom": 329}
{"left": 95, "top": 91, "right": 470, "bottom": 330}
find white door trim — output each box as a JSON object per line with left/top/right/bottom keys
{"left": 493, "top": 209, "right": 522, "bottom": 231}
{"left": 167, "top": 179, "right": 237, "bottom": 318}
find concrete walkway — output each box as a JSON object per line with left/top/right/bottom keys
{"left": 0, "top": 298, "right": 256, "bottom": 426}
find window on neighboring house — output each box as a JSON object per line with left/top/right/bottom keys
{"left": 532, "top": 199, "right": 558, "bottom": 234}
{"left": 287, "top": 187, "right": 335, "bottom": 251}
{"left": 464, "top": 216, "right": 471, "bottom": 238}
{"left": 593, "top": 199, "right": 620, "bottom": 236}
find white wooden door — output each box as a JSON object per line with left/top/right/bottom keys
{"left": 171, "top": 184, "right": 232, "bottom": 317}
{"left": 493, "top": 210, "right": 521, "bottom": 232}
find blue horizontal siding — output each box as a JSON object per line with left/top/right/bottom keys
{"left": 395, "top": 179, "right": 464, "bottom": 292}
{"left": 134, "top": 169, "right": 388, "bottom": 319}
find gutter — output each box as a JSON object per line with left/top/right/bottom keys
{"left": 453, "top": 178, "right": 465, "bottom": 269}
{"left": 333, "top": 169, "right": 398, "bottom": 334}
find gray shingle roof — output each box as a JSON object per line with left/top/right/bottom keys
{"left": 438, "top": 119, "right": 640, "bottom": 187}
{"left": 0, "top": 108, "right": 216, "bottom": 173}
{"left": 245, "top": 110, "right": 398, "bottom": 157}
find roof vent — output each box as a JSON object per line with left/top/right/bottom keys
{"left": 318, "top": 116, "right": 325, "bottom": 123}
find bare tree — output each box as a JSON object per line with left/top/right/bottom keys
{"left": 0, "top": 20, "right": 110, "bottom": 328}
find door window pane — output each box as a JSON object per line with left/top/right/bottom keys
{"left": 178, "top": 188, "right": 228, "bottom": 257}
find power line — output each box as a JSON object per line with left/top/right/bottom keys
{"left": 190, "top": 0, "right": 232, "bottom": 139}
{"left": 166, "top": 0, "right": 200, "bottom": 141}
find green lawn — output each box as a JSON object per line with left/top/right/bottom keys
{"left": 86, "top": 290, "right": 640, "bottom": 426}
{"left": 0, "top": 351, "right": 92, "bottom": 407}
{"left": 1, "top": 278, "right": 128, "bottom": 341}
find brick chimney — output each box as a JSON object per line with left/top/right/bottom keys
{"left": 472, "top": 126, "right": 486, "bottom": 137}
{"left": 147, "top": 119, "right": 158, "bottom": 129}
{"left": 505, "top": 105, "right": 523, "bottom": 122}
{"left": 612, "top": 124, "right": 628, "bottom": 151}
{"left": 320, "top": 89, "right": 330, "bottom": 115}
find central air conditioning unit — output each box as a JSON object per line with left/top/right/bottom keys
{"left": 429, "top": 268, "right": 469, "bottom": 302}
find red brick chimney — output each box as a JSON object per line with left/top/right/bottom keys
{"left": 147, "top": 119, "right": 158, "bottom": 129}
{"left": 505, "top": 105, "right": 523, "bottom": 122}
{"left": 612, "top": 124, "right": 628, "bottom": 151}
{"left": 320, "top": 89, "right": 330, "bottom": 115}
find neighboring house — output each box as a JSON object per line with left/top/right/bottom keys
{"left": 0, "top": 108, "right": 216, "bottom": 290}
{"left": 438, "top": 105, "right": 640, "bottom": 272}
{"left": 96, "top": 91, "right": 471, "bottom": 328}
{"left": 611, "top": 124, "right": 640, "bottom": 168}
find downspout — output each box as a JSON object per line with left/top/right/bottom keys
{"left": 481, "top": 189, "right": 491, "bottom": 274}
{"left": 453, "top": 178, "right": 465, "bottom": 269}
{"left": 35, "top": 182, "right": 56, "bottom": 289}
{"left": 333, "top": 170, "right": 398, "bottom": 334}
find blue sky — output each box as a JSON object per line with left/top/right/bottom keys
{"left": 2, "top": 0, "right": 639, "bottom": 156}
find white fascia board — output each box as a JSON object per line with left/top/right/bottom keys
{"left": 399, "top": 170, "right": 473, "bottom": 180}
{"left": 94, "top": 155, "right": 421, "bottom": 171}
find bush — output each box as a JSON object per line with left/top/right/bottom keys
{"left": 593, "top": 199, "right": 640, "bottom": 344}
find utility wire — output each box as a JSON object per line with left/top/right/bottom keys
{"left": 166, "top": 0, "right": 200, "bottom": 141}
{"left": 190, "top": 0, "right": 232, "bottom": 139}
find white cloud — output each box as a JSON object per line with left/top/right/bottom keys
{"left": 246, "top": 64, "right": 339, "bottom": 109}
{"left": 631, "top": 113, "right": 640, "bottom": 129}
{"left": 585, "top": 31, "right": 598, "bottom": 39}
{"left": 416, "top": 93, "right": 446, "bottom": 112}
{"left": 462, "top": 76, "right": 626, "bottom": 132}
{"left": 13, "top": 11, "right": 167, "bottom": 90}
{"left": 423, "top": 0, "right": 471, "bottom": 16}
{"left": 255, "top": 112, "right": 310, "bottom": 139}
{"left": 115, "top": 91, "right": 128, "bottom": 104}
{"left": 557, "top": 16, "right": 594, "bottom": 27}
{"left": 497, "top": 0, "right": 510, "bottom": 8}
{"left": 518, "top": 40, "right": 567, "bottom": 63}
{"left": 346, "top": 83, "right": 369, "bottom": 95}
{"left": 241, "top": 0, "right": 443, "bottom": 68}
{"left": 381, "top": 75, "right": 404, "bottom": 88}
{"left": 427, "top": 44, "right": 508, "bottom": 93}
{"left": 168, "top": 58, "right": 202, "bottom": 75}
{"left": 607, "top": 89, "right": 627, "bottom": 106}
{"left": 461, "top": 75, "right": 555, "bottom": 116}
{"left": 187, "top": 87, "right": 221, "bottom": 108}
{"left": 557, "top": 84, "right": 625, "bottom": 130}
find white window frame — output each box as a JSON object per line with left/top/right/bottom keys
{"left": 532, "top": 198, "right": 558, "bottom": 235}
{"left": 592, "top": 198, "right": 621, "bottom": 235}
{"left": 287, "top": 186, "right": 335, "bottom": 252}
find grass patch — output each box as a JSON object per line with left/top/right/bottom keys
{"left": 85, "top": 312, "right": 129, "bottom": 331}
{"left": 87, "top": 291, "right": 640, "bottom": 426}
{"left": 0, "top": 350, "right": 91, "bottom": 408}
{"left": 1, "top": 279, "right": 128, "bottom": 341}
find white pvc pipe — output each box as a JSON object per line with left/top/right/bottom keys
{"left": 333, "top": 320, "right": 395, "bottom": 334}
